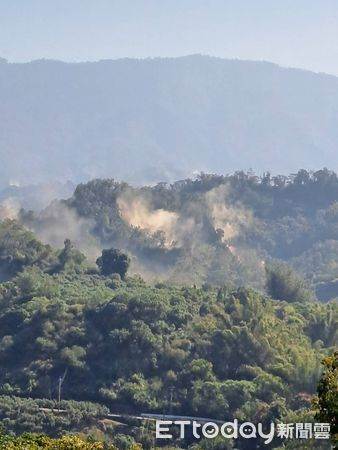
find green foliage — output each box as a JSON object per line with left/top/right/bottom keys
{"left": 0, "top": 254, "right": 335, "bottom": 426}
{"left": 44, "top": 169, "right": 338, "bottom": 296}
{"left": 0, "top": 432, "right": 117, "bottom": 449}
{"left": 0, "top": 220, "right": 57, "bottom": 278}
{"left": 96, "top": 248, "right": 130, "bottom": 278}
{"left": 315, "top": 351, "right": 338, "bottom": 442}
{"left": 266, "top": 263, "right": 314, "bottom": 303}
{"left": 58, "top": 239, "right": 86, "bottom": 271}
{"left": 0, "top": 396, "right": 109, "bottom": 436}
{"left": 1, "top": 173, "right": 338, "bottom": 448}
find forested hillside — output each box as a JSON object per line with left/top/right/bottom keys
{"left": 1, "top": 55, "right": 338, "bottom": 187}
{"left": 0, "top": 168, "right": 337, "bottom": 447}
{"left": 0, "top": 219, "right": 336, "bottom": 448}
{"left": 12, "top": 168, "right": 338, "bottom": 302}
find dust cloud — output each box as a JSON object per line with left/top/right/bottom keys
{"left": 0, "top": 198, "right": 21, "bottom": 220}
{"left": 205, "top": 185, "right": 252, "bottom": 242}
{"left": 30, "top": 202, "right": 101, "bottom": 260}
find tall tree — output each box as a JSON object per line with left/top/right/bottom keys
{"left": 96, "top": 248, "right": 130, "bottom": 278}
{"left": 315, "top": 351, "right": 338, "bottom": 443}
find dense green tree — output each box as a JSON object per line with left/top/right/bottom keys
{"left": 315, "top": 351, "right": 338, "bottom": 442}
{"left": 0, "top": 220, "right": 56, "bottom": 278}
{"left": 266, "top": 263, "right": 314, "bottom": 302}
{"left": 96, "top": 248, "right": 130, "bottom": 278}
{"left": 58, "top": 239, "right": 85, "bottom": 270}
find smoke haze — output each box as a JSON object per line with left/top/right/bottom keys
{"left": 205, "top": 185, "right": 252, "bottom": 242}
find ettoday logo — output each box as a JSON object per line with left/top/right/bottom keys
{"left": 156, "top": 419, "right": 331, "bottom": 444}
{"left": 156, "top": 419, "right": 276, "bottom": 444}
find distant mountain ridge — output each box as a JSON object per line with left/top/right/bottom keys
{"left": 1, "top": 54, "right": 338, "bottom": 187}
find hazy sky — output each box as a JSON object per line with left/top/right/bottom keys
{"left": 1, "top": 0, "right": 338, "bottom": 75}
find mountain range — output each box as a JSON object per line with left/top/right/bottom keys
{"left": 1, "top": 54, "right": 338, "bottom": 187}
